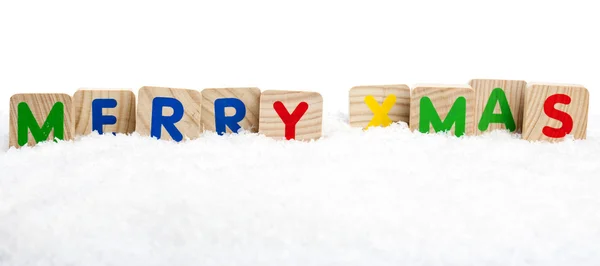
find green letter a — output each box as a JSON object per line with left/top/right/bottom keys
{"left": 18, "top": 102, "right": 65, "bottom": 146}
{"left": 419, "top": 96, "right": 467, "bottom": 137}
{"left": 478, "top": 88, "right": 516, "bottom": 132}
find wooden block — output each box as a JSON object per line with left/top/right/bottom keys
{"left": 201, "top": 87, "right": 261, "bottom": 134}
{"left": 470, "top": 79, "right": 527, "bottom": 135}
{"left": 9, "top": 93, "right": 75, "bottom": 148}
{"left": 409, "top": 84, "right": 475, "bottom": 136}
{"left": 348, "top": 84, "right": 410, "bottom": 129}
{"left": 136, "top": 86, "right": 202, "bottom": 141}
{"left": 73, "top": 89, "right": 136, "bottom": 135}
{"left": 259, "top": 90, "right": 323, "bottom": 140}
{"left": 522, "top": 83, "right": 589, "bottom": 142}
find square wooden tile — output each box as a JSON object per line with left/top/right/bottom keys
{"left": 349, "top": 84, "right": 410, "bottom": 129}
{"left": 136, "top": 86, "right": 202, "bottom": 141}
{"left": 470, "top": 79, "right": 526, "bottom": 135}
{"left": 9, "top": 93, "right": 75, "bottom": 148}
{"left": 522, "top": 83, "right": 589, "bottom": 142}
{"left": 259, "top": 90, "right": 323, "bottom": 140}
{"left": 73, "top": 89, "right": 136, "bottom": 136}
{"left": 201, "top": 87, "right": 261, "bottom": 134}
{"left": 409, "top": 84, "right": 475, "bottom": 136}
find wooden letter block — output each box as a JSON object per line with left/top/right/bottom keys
{"left": 9, "top": 93, "right": 75, "bottom": 148}
{"left": 201, "top": 87, "right": 261, "bottom": 134}
{"left": 522, "top": 83, "right": 589, "bottom": 142}
{"left": 136, "top": 86, "right": 202, "bottom": 142}
{"left": 349, "top": 85, "right": 410, "bottom": 129}
{"left": 73, "top": 89, "right": 136, "bottom": 136}
{"left": 409, "top": 84, "right": 475, "bottom": 137}
{"left": 470, "top": 79, "right": 526, "bottom": 135}
{"left": 259, "top": 90, "right": 323, "bottom": 141}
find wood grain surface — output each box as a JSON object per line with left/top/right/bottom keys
{"left": 259, "top": 90, "right": 323, "bottom": 140}
{"left": 470, "top": 79, "right": 526, "bottom": 135}
{"left": 522, "top": 83, "right": 589, "bottom": 142}
{"left": 201, "top": 87, "right": 261, "bottom": 133}
{"left": 136, "top": 86, "right": 202, "bottom": 141}
{"left": 73, "top": 89, "right": 136, "bottom": 135}
{"left": 409, "top": 84, "right": 475, "bottom": 136}
{"left": 9, "top": 93, "right": 75, "bottom": 148}
{"left": 349, "top": 84, "right": 410, "bottom": 128}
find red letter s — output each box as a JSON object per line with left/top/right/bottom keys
{"left": 542, "top": 94, "right": 573, "bottom": 138}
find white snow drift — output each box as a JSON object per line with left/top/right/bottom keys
{"left": 1, "top": 110, "right": 599, "bottom": 266}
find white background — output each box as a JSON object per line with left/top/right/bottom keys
{"left": 0, "top": 0, "right": 598, "bottom": 114}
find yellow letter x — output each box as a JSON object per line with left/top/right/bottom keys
{"left": 365, "top": 94, "right": 396, "bottom": 128}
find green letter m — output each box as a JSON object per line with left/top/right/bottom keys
{"left": 419, "top": 96, "right": 467, "bottom": 137}
{"left": 18, "top": 102, "right": 65, "bottom": 146}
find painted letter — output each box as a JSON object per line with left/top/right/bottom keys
{"left": 151, "top": 97, "right": 184, "bottom": 141}
{"left": 273, "top": 101, "right": 309, "bottom": 140}
{"left": 542, "top": 94, "right": 573, "bottom": 138}
{"left": 419, "top": 96, "right": 467, "bottom": 137}
{"left": 92, "top": 98, "right": 118, "bottom": 134}
{"left": 365, "top": 94, "right": 396, "bottom": 128}
{"left": 478, "top": 88, "right": 516, "bottom": 132}
{"left": 214, "top": 98, "right": 246, "bottom": 135}
{"left": 17, "top": 102, "right": 65, "bottom": 146}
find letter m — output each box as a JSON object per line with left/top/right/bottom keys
{"left": 419, "top": 96, "right": 467, "bottom": 137}
{"left": 17, "top": 102, "right": 65, "bottom": 146}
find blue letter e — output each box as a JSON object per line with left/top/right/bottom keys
{"left": 92, "top": 98, "right": 117, "bottom": 134}
{"left": 215, "top": 98, "right": 246, "bottom": 135}
{"left": 151, "top": 97, "right": 184, "bottom": 141}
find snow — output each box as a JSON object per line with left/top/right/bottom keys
{"left": 1, "top": 109, "right": 600, "bottom": 265}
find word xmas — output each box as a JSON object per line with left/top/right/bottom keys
{"left": 8, "top": 80, "right": 589, "bottom": 148}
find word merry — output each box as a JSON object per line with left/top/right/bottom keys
{"left": 8, "top": 79, "right": 589, "bottom": 148}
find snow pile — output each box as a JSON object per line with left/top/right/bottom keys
{"left": 1, "top": 112, "right": 599, "bottom": 266}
